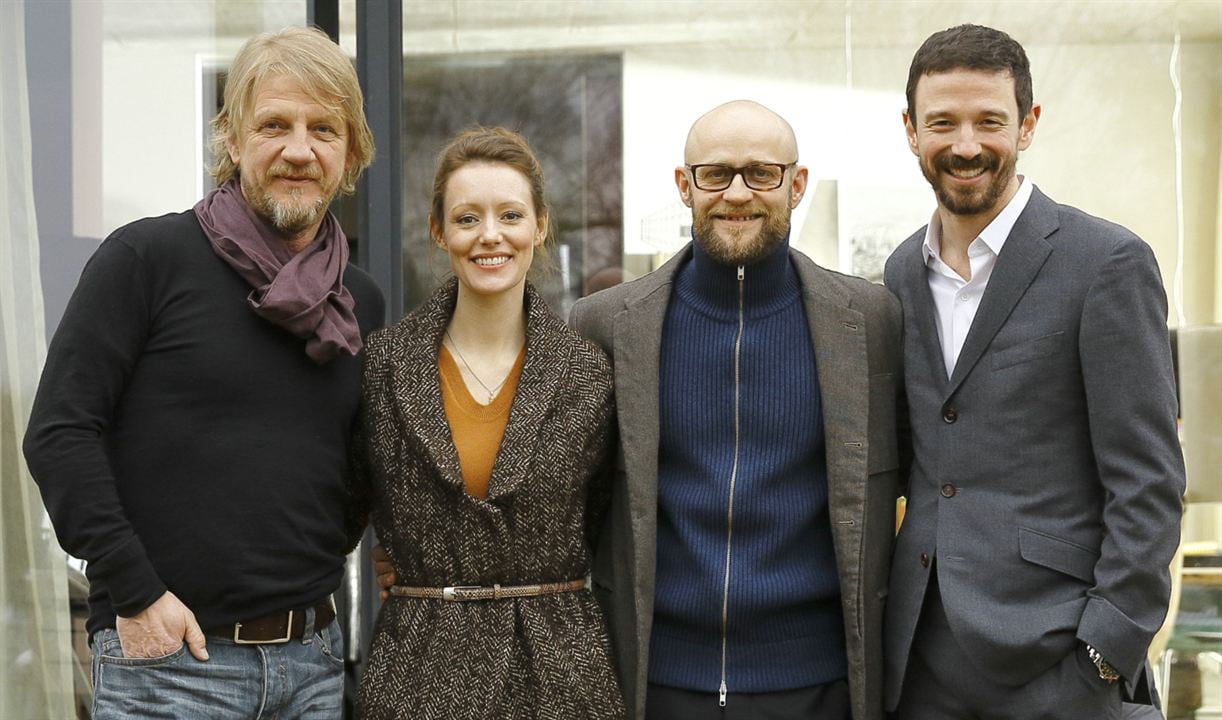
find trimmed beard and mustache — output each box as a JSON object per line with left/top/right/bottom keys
{"left": 921, "top": 148, "right": 1015, "bottom": 216}
{"left": 692, "top": 202, "right": 792, "bottom": 266}
{"left": 241, "top": 164, "right": 332, "bottom": 237}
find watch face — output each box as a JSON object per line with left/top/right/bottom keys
{"left": 1086, "top": 644, "right": 1120, "bottom": 682}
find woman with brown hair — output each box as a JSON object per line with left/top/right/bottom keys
{"left": 353, "top": 126, "right": 625, "bottom": 719}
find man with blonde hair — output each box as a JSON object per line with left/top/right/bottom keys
{"left": 25, "top": 26, "right": 383, "bottom": 718}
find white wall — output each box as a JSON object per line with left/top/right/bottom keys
{"left": 101, "top": 38, "right": 243, "bottom": 232}
{"left": 623, "top": 46, "right": 926, "bottom": 264}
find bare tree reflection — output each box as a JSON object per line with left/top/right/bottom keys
{"left": 402, "top": 55, "right": 624, "bottom": 317}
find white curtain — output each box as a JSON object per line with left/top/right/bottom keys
{"left": 0, "top": 1, "right": 76, "bottom": 717}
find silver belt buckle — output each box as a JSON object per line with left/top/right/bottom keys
{"left": 441, "top": 586, "right": 482, "bottom": 602}
{"left": 233, "top": 609, "right": 293, "bottom": 644}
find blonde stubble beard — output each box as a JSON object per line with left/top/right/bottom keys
{"left": 240, "top": 168, "right": 333, "bottom": 237}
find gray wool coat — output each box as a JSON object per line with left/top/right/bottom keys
{"left": 570, "top": 245, "right": 904, "bottom": 720}
{"left": 354, "top": 279, "right": 627, "bottom": 720}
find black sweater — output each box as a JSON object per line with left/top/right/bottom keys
{"left": 24, "top": 210, "right": 385, "bottom": 635}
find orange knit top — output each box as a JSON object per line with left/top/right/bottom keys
{"left": 438, "top": 344, "right": 526, "bottom": 499}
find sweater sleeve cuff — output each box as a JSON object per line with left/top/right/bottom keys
{"left": 1077, "top": 595, "right": 1151, "bottom": 682}
{"left": 87, "top": 535, "right": 167, "bottom": 617}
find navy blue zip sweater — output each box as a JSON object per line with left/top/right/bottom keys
{"left": 648, "top": 236, "right": 846, "bottom": 694}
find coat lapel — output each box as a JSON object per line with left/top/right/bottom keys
{"left": 390, "top": 281, "right": 570, "bottom": 503}
{"left": 484, "top": 285, "right": 565, "bottom": 501}
{"left": 896, "top": 234, "right": 951, "bottom": 389}
{"left": 614, "top": 285, "right": 670, "bottom": 522}
{"left": 945, "top": 188, "right": 1057, "bottom": 397}
{"left": 793, "top": 253, "right": 869, "bottom": 625}
{"left": 613, "top": 249, "right": 686, "bottom": 529}
{"left": 390, "top": 279, "right": 466, "bottom": 494}
{"left": 613, "top": 247, "right": 684, "bottom": 697}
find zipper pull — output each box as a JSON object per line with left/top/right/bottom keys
{"left": 719, "top": 681, "right": 728, "bottom": 707}
{"left": 737, "top": 265, "right": 745, "bottom": 281}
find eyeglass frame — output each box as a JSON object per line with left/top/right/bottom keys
{"left": 684, "top": 162, "right": 798, "bottom": 192}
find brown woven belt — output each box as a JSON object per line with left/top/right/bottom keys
{"left": 205, "top": 598, "right": 335, "bottom": 644}
{"left": 389, "top": 578, "right": 588, "bottom": 602}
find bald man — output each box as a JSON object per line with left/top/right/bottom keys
{"left": 570, "top": 100, "right": 904, "bottom": 720}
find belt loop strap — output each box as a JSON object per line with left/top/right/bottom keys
{"left": 301, "top": 606, "right": 316, "bottom": 645}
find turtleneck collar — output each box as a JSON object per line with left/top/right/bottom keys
{"left": 674, "top": 232, "right": 801, "bottom": 320}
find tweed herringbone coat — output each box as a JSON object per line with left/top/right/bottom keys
{"left": 354, "top": 279, "right": 626, "bottom": 720}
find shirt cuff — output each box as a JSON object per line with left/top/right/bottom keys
{"left": 87, "top": 534, "right": 167, "bottom": 617}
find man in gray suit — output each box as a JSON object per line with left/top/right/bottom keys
{"left": 570, "top": 100, "right": 903, "bottom": 720}
{"left": 883, "top": 25, "right": 1185, "bottom": 718}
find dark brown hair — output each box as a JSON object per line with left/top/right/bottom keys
{"left": 429, "top": 126, "right": 550, "bottom": 242}
{"left": 428, "top": 126, "right": 554, "bottom": 278}
{"left": 906, "top": 24, "right": 1033, "bottom": 123}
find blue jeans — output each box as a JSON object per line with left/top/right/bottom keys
{"left": 90, "top": 614, "right": 344, "bottom": 719}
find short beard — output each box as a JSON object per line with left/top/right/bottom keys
{"left": 241, "top": 172, "right": 330, "bottom": 237}
{"left": 921, "top": 150, "right": 1015, "bottom": 216}
{"left": 692, "top": 205, "right": 791, "bottom": 266}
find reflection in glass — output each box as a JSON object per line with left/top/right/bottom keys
{"left": 402, "top": 55, "right": 623, "bottom": 317}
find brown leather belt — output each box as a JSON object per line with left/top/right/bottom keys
{"left": 389, "top": 578, "right": 588, "bottom": 602}
{"left": 206, "top": 598, "right": 335, "bottom": 644}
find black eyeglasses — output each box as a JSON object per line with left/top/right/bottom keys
{"left": 686, "top": 162, "right": 796, "bottom": 191}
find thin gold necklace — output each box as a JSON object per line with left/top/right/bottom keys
{"left": 444, "top": 330, "right": 512, "bottom": 403}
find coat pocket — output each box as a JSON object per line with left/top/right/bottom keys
{"left": 1018, "top": 526, "right": 1099, "bottom": 583}
{"left": 991, "top": 331, "right": 1065, "bottom": 371}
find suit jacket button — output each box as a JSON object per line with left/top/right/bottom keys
{"left": 941, "top": 483, "right": 957, "bottom": 498}
{"left": 942, "top": 407, "right": 958, "bottom": 423}
{"left": 920, "top": 553, "right": 930, "bottom": 568}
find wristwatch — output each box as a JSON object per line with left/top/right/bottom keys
{"left": 1085, "top": 643, "right": 1121, "bottom": 683}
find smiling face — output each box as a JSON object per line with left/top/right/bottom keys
{"left": 432, "top": 161, "right": 545, "bottom": 300}
{"left": 226, "top": 74, "right": 351, "bottom": 241}
{"left": 906, "top": 68, "right": 1039, "bottom": 219}
{"left": 676, "top": 101, "right": 808, "bottom": 266}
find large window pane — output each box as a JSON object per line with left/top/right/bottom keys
{"left": 402, "top": 54, "right": 622, "bottom": 315}
{"left": 399, "top": 1, "right": 1220, "bottom": 318}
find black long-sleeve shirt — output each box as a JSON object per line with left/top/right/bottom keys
{"left": 24, "top": 210, "right": 385, "bottom": 635}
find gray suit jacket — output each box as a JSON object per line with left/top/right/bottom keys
{"left": 570, "top": 244, "right": 903, "bottom": 720}
{"left": 882, "top": 186, "right": 1185, "bottom": 707}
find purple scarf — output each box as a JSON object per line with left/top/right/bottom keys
{"left": 193, "top": 179, "right": 362, "bottom": 364}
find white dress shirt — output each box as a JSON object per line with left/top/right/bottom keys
{"left": 923, "top": 177, "right": 1033, "bottom": 378}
